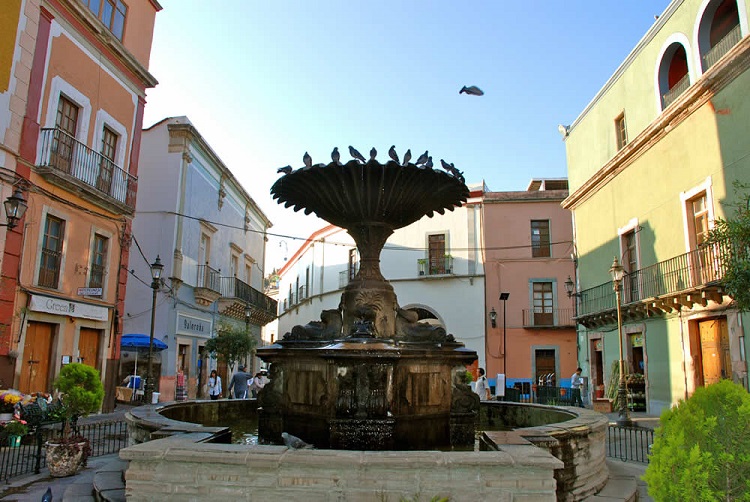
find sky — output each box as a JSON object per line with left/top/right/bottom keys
{"left": 141, "top": 1, "right": 671, "bottom": 272}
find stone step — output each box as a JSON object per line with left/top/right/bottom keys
{"left": 583, "top": 459, "right": 652, "bottom": 502}
{"left": 92, "top": 458, "right": 128, "bottom": 502}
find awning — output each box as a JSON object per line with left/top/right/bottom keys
{"left": 121, "top": 334, "right": 168, "bottom": 351}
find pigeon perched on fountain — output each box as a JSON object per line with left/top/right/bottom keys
{"left": 459, "top": 85, "right": 484, "bottom": 96}
{"left": 415, "top": 150, "right": 429, "bottom": 166}
{"left": 282, "top": 432, "right": 314, "bottom": 449}
{"left": 331, "top": 147, "right": 341, "bottom": 164}
{"left": 349, "top": 146, "right": 366, "bottom": 164}
{"left": 402, "top": 149, "right": 412, "bottom": 166}
{"left": 424, "top": 156, "right": 433, "bottom": 169}
{"left": 388, "top": 145, "right": 399, "bottom": 164}
{"left": 440, "top": 159, "right": 451, "bottom": 173}
{"left": 369, "top": 147, "right": 377, "bottom": 161}
{"left": 277, "top": 165, "right": 292, "bottom": 174}
{"left": 303, "top": 152, "right": 312, "bottom": 169}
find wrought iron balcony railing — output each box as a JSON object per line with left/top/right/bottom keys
{"left": 702, "top": 24, "right": 742, "bottom": 70}
{"left": 37, "top": 128, "right": 137, "bottom": 210}
{"left": 576, "top": 240, "right": 732, "bottom": 322}
{"left": 38, "top": 248, "right": 61, "bottom": 288}
{"left": 417, "top": 256, "right": 454, "bottom": 276}
{"left": 522, "top": 308, "right": 575, "bottom": 328}
{"left": 196, "top": 264, "right": 221, "bottom": 292}
{"left": 662, "top": 72, "right": 691, "bottom": 108}
{"left": 218, "top": 276, "right": 278, "bottom": 322}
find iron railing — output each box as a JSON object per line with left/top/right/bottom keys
{"left": 37, "top": 128, "right": 137, "bottom": 209}
{"left": 417, "top": 255, "right": 454, "bottom": 276}
{"left": 662, "top": 72, "right": 691, "bottom": 108}
{"left": 0, "top": 420, "right": 127, "bottom": 481}
{"left": 38, "top": 248, "right": 61, "bottom": 288}
{"left": 196, "top": 264, "right": 221, "bottom": 292}
{"left": 522, "top": 308, "right": 575, "bottom": 328}
{"left": 577, "top": 240, "right": 732, "bottom": 317}
{"left": 606, "top": 424, "right": 654, "bottom": 464}
{"left": 702, "top": 24, "right": 742, "bottom": 70}
{"left": 218, "top": 276, "right": 278, "bottom": 320}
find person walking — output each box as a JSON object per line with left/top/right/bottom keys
{"left": 208, "top": 370, "right": 222, "bottom": 400}
{"left": 227, "top": 365, "right": 251, "bottom": 399}
{"left": 474, "top": 368, "right": 491, "bottom": 400}
{"left": 571, "top": 367, "right": 585, "bottom": 407}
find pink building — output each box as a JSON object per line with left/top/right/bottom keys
{"left": 483, "top": 179, "right": 578, "bottom": 393}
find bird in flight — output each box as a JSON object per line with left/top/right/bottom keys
{"left": 277, "top": 165, "right": 292, "bottom": 174}
{"left": 349, "top": 146, "right": 366, "bottom": 163}
{"left": 388, "top": 145, "right": 399, "bottom": 164}
{"left": 459, "top": 85, "right": 484, "bottom": 96}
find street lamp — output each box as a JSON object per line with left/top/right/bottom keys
{"left": 144, "top": 255, "right": 164, "bottom": 404}
{"left": 609, "top": 257, "right": 632, "bottom": 427}
{"left": 1, "top": 188, "right": 28, "bottom": 230}
{"left": 500, "top": 292, "right": 510, "bottom": 374}
{"left": 489, "top": 307, "right": 497, "bottom": 328}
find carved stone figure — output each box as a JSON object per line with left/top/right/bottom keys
{"left": 394, "top": 307, "right": 449, "bottom": 343}
{"left": 284, "top": 309, "right": 342, "bottom": 341}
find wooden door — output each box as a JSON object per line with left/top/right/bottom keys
{"left": 535, "top": 349, "right": 556, "bottom": 385}
{"left": 78, "top": 328, "right": 101, "bottom": 370}
{"left": 699, "top": 319, "right": 723, "bottom": 385}
{"left": 19, "top": 322, "right": 55, "bottom": 393}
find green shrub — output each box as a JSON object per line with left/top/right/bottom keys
{"left": 643, "top": 380, "right": 750, "bottom": 501}
{"left": 52, "top": 363, "right": 104, "bottom": 432}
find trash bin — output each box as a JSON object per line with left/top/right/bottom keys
{"left": 152, "top": 392, "right": 160, "bottom": 404}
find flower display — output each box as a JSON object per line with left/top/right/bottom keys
{"left": 2, "top": 419, "right": 28, "bottom": 436}
{"left": 0, "top": 389, "right": 25, "bottom": 414}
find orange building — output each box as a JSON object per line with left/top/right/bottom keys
{"left": 482, "top": 179, "right": 578, "bottom": 394}
{"left": 0, "top": 0, "right": 160, "bottom": 411}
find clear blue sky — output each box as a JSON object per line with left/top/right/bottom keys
{"left": 142, "top": 1, "right": 670, "bottom": 270}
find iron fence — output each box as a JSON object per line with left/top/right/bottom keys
{"left": 606, "top": 424, "right": 654, "bottom": 464}
{"left": 0, "top": 420, "right": 127, "bottom": 481}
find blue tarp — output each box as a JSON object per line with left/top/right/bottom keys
{"left": 121, "top": 333, "right": 168, "bottom": 351}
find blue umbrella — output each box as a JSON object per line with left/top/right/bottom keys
{"left": 121, "top": 334, "right": 168, "bottom": 382}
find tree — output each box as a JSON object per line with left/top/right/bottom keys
{"left": 643, "top": 380, "right": 750, "bottom": 501}
{"left": 708, "top": 181, "right": 750, "bottom": 311}
{"left": 204, "top": 321, "right": 256, "bottom": 372}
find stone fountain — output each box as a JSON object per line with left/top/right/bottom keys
{"left": 257, "top": 149, "right": 479, "bottom": 450}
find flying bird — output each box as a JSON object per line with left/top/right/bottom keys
{"left": 415, "top": 150, "right": 429, "bottom": 165}
{"left": 331, "top": 147, "right": 341, "bottom": 164}
{"left": 349, "top": 146, "right": 366, "bottom": 163}
{"left": 277, "top": 165, "right": 292, "bottom": 174}
{"left": 303, "top": 152, "right": 312, "bottom": 169}
{"left": 388, "top": 145, "right": 399, "bottom": 164}
{"left": 402, "top": 149, "right": 412, "bottom": 165}
{"left": 369, "top": 147, "right": 377, "bottom": 161}
{"left": 41, "top": 487, "right": 52, "bottom": 502}
{"left": 282, "top": 432, "right": 314, "bottom": 449}
{"left": 459, "top": 85, "right": 484, "bottom": 96}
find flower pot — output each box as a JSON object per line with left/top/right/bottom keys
{"left": 45, "top": 440, "right": 88, "bottom": 477}
{"left": 595, "top": 388, "right": 605, "bottom": 399}
{"left": 8, "top": 435, "right": 21, "bottom": 448}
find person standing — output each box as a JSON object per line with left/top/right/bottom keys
{"left": 208, "top": 370, "right": 222, "bottom": 400}
{"left": 571, "top": 367, "right": 585, "bottom": 407}
{"left": 474, "top": 368, "right": 491, "bottom": 400}
{"left": 227, "top": 365, "right": 251, "bottom": 399}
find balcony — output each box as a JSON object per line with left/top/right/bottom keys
{"left": 217, "top": 276, "right": 278, "bottom": 325}
{"left": 702, "top": 24, "right": 742, "bottom": 71}
{"left": 417, "top": 255, "right": 454, "bottom": 276}
{"left": 522, "top": 308, "right": 575, "bottom": 328}
{"left": 662, "top": 72, "right": 690, "bottom": 109}
{"left": 36, "top": 128, "right": 137, "bottom": 214}
{"left": 574, "top": 240, "right": 730, "bottom": 328}
{"left": 194, "top": 264, "right": 221, "bottom": 306}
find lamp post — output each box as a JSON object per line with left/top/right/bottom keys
{"left": 609, "top": 257, "right": 632, "bottom": 427}
{"left": 144, "top": 255, "right": 164, "bottom": 405}
{"left": 500, "top": 292, "right": 510, "bottom": 374}
{"left": 245, "top": 304, "right": 252, "bottom": 373}
{"left": 0, "top": 188, "right": 28, "bottom": 230}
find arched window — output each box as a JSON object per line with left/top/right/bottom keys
{"left": 697, "top": 0, "right": 741, "bottom": 71}
{"left": 658, "top": 43, "right": 691, "bottom": 109}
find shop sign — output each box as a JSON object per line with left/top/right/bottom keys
{"left": 29, "top": 295, "right": 108, "bottom": 321}
{"left": 630, "top": 333, "right": 644, "bottom": 347}
{"left": 177, "top": 313, "right": 212, "bottom": 337}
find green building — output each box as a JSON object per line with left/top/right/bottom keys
{"left": 562, "top": 0, "right": 750, "bottom": 417}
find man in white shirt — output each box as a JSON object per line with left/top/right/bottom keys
{"left": 474, "top": 368, "right": 491, "bottom": 400}
{"left": 571, "top": 367, "right": 585, "bottom": 407}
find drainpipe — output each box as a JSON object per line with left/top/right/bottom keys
{"left": 678, "top": 310, "right": 689, "bottom": 400}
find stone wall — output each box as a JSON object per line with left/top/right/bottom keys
{"left": 120, "top": 433, "right": 563, "bottom": 501}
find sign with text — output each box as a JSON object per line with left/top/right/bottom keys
{"left": 29, "top": 295, "right": 109, "bottom": 321}
{"left": 176, "top": 313, "right": 212, "bottom": 337}
{"left": 77, "top": 287, "right": 102, "bottom": 296}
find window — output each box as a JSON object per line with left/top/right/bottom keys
{"left": 97, "top": 126, "right": 117, "bottom": 193}
{"left": 39, "top": 215, "right": 65, "bottom": 288}
{"left": 531, "top": 220, "right": 550, "bottom": 258}
{"left": 84, "top": 0, "right": 128, "bottom": 40}
{"left": 615, "top": 113, "right": 628, "bottom": 150}
{"left": 622, "top": 229, "right": 639, "bottom": 301}
{"left": 53, "top": 96, "right": 79, "bottom": 172}
{"left": 89, "top": 234, "right": 108, "bottom": 291}
{"left": 532, "top": 282, "right": 553, "bottom": 326}
{"left": 348, "top": 249, "right": 359, "bottom": 281}
{"left": 304, "top": 266, "right": 310, "bottom": 299}
{"left": 428, "top": 234, "right": 446, "bottom": 274}
{"left": 690, "top": 194, "right": 710, "bottom": 247}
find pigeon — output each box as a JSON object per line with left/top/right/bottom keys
{"left": 424, "top": 156, "right": 433, "bottom": 169}
{"left": 349, "top": 146, "right": 366, "bottom": 164}
{"left": 282, "top": 432, "right": 314, "bottom": 449}
{"left": 41, "top": 487, "right": 52, "bottom": 502}
{"left": 388, "top": 145, "right": 399, "bottom": 164}
{"left": 303, "top": 151, "right": 312, "bottom": 169}
{"left": 277, "top": 165, "right": 292, "bottom": 174}
{"left": 331, "top": 147, "right": 341, "bottom": 164}
{"left": 459, "top": 85, "right": 484, "bottom": 96}
{"left": 415, "top": 150, "right": 429, "bottom": 166}
{"left": 440, "top": 159, "right": 451, "bottom": 172}
{"left": 402, "top": 149, "right": 412, "bottom": 166}
{"left": 369, "top": 147, "right": 377, "bottom": 161}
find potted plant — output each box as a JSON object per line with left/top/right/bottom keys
{"left": 417, "top": 258, "right": 427, "bottom": 276}
{"left": 45, "top": 363, "right": 104, "bottom": 477}
{"left": 2, "top": 419, "right": 28, "bottom": 447}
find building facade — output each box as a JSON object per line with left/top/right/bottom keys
{"left": 276, "top": 186, "right": 486, "bottom": 369}
{"left": 563, "top": 0, "right": 750, "bottom": 415}
{"left": 482, "top": 180, "right": 577, "bottom": 395}
{"left": 0, "top": 0, "right": 160, "bottom": 411}
{"left": 125, "top": 116, "right": 275, "bottom": 401}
